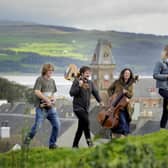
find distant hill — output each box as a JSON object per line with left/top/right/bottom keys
{"left": 0, "top": 20, "right": 168, "bottom": 74}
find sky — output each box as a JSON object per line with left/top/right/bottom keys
{"left": 1, "top": 0, "right": 168, "bottom": 35}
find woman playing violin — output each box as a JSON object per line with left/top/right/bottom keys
{"left": 107, "top": 68, "right": 134, "bottom": 137}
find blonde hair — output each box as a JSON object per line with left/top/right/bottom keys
{"left": 161, "top": 45, "right": 168, "bottom": 60}
{"left": 41, "top": 63, "right": 54, "bottom": 76}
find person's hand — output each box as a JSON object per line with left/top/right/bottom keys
{"left": 79, "top": 80, "right": 84, "bottom": 87}
{"left": 45, "top": 99, "right": 52, "bottom": 107}
{"left": 123, "top": 89, "right": 128, "bottom": 94}
{"left": 50, "top": 96, "right": 56, "bottom": 104}
{"left": 99, "top": 101, "right": 104, "bottom": 106}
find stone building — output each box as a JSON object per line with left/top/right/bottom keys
{"left": 90, "top": 39, "right": 115, "bottom": 104}
{"left": 131, "top": 78, "right": 162, "bottom": 121}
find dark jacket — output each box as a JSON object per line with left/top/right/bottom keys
{"left": 70, "top": 79, "right": 101, "bottom": 112}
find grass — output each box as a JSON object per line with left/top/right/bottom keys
{"left": 0, "top": 54, "right": 24, "bottom": 61}
{"left": 0, "top": 130, "right": 168, "bottom": 168}
{"left": 7, "top": 42, "right": 87, "bottom": 60}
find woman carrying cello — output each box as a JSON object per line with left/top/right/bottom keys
{"left": 107, "top": 68, "right": 134, "bottom": 137}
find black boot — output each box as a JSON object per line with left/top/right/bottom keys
{"left": 86, "top": 139, "right": 93, "bottom": 147}
{"left": 72, "top": 144, "right": 79, "bottom": 148}
{"left": 72, "top": 141, "right": 79, "bottom": 148}
{"left": 49, "top": 144, "right": 58, "bottom": 149}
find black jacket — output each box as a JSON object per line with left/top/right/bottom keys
{"left": 70, "top": 79, "right": 101, "bottom": 112}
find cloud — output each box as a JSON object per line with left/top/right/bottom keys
{"left": 0, "top": 0, "right": 168, "bottom": 35}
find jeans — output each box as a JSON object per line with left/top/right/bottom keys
{"left": 111, "top": 110, "right": 130, "bottom": 135}
{"left": 159, "top": 88, "right": 168, "bottom": 128}
{"left": 28, "top": 107, "right": 60, "bottom": 146}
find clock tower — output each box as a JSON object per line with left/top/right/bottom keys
{"left": 90, "top": 39, "right": 116, "bottom": 104}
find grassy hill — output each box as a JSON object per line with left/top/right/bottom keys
{"left": 0, "top": 21, "right": 168, "bottom": 74}
{"left": 0, "top": 130, "right": 168, "bottom": 168}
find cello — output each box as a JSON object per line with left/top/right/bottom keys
{"left": 97, "top": 75, "right": 138, "bottom": 129}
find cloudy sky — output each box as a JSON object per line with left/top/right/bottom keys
{"left": 1, "top": 0, "right": 168, "bottom": 35}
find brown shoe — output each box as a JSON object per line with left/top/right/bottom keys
{"left": 111, "top": 133, "right": 121, "bottom": 138}
{"left": 120, "top": 134, "right": 126, "bottom": 138}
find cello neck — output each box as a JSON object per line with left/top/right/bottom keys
{"left": 111, "top": 92, "right": 124, "bottom": 107}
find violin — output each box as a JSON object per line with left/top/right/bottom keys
{"left": 64, "top": 64, "right": 89, "bottom": 89}
{"left": 78, "top": 76, "right": 90, "bottom": 89}
{"left": 97, "top": 75, "right": 138, "bottom": 129}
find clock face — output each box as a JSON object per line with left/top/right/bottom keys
{"left": 104, "top": 74, "right": 109, "bottom": 80}
{"left": 102, "top": 46, "right": 111, "bottom": 64}
{"left": 104, "top": 47, "right": 109, "bottom": 57}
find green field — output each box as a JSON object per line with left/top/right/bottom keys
{"left": 0, "top": 130, "right": 168, "bottom": 168}
{"left": 0, "top": 54, "right": 24, "bottom": 61}
{"left": 8, "top": 42, "right": 87, "bottom": 60}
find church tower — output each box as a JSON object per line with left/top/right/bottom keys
{"left": 90, "top": 39, "right": 116, "bottom": 103}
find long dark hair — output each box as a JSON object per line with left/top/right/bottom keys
{"left": 118, "top": 68, "right": 134, "bottom": 84}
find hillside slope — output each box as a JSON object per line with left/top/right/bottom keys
{"left": 0, "top": 130, "right": 168, "bottom": 168}
{"left": 0, "top": 21, "right": 168, "bottom": 74}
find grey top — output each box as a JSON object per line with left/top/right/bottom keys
{"left": 153, "top": 60, "right": 168, "bottom": 89}
{"left": 33, "top": 76, "right": 57, "bottom": 107}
